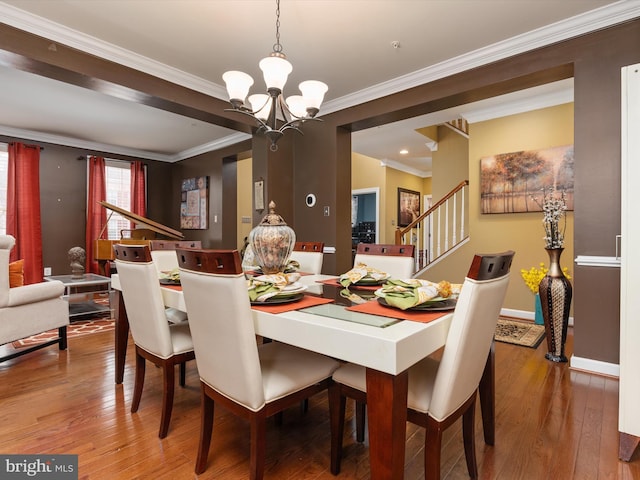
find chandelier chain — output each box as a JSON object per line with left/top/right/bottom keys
{"left": 273, "top": 0, "right": 283, "bottom": 55}
{"left": 222, "top": 0, "right": 326, "bottom": 151}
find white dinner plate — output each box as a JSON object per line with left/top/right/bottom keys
{"left": 280, "top": 283, "right": 307, "bottom": 294}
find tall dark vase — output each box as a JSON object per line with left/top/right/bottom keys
{"left": 538, "top": 248, "right": 572, "bottom": 362}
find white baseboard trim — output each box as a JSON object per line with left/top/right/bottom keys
{"left": 570, "top": 355, "right": 620, "bottom": 378}
{"left": 500, "top": 307, "right": 574, "bottom": 326}
{"left": 501, "top": 308, "right": 532, "bottom": 320}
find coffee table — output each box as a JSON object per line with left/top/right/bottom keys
{"left": 45, "top": 273, "right": 112, "bottom": 320}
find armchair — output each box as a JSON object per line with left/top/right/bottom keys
{"left": 0, "top": 235, "right": 68, "bottom": 363}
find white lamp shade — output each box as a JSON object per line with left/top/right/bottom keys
{"left": 299, "top": 80, "right": 328, "bottom": 110}
{"left": 222, "top": 71, "right": 254, "bottom": 102}
{"left": 259, "top": 56, "right": 292, "bottom": 91}
{"left": 285, "top": 95, "right": 307, "bottom": 119}
{"left": 248, "top": 94, "right": 271, "bottom": 121}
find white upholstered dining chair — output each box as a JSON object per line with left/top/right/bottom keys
{"left": 352, "top": 243, "right": 415, "bottom": 279}
{"left": 149, "top": 240, "right": 202, "bottom": 274}
{"left": 329, "top": 250, "right": 515, "bottom": 479}
{"left": 176, "top": 248, "right": 340, "bottom": 479}
{"left": 289, "top": 241, "right": 324, "bottom": 274}
{"left": 149, "top": 240, "right": 201, "bottom": 324}
{"left": 113, "top": 244, "right": 195, "bottom": 439}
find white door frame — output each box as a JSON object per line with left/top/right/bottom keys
{"left": 352, "top": 187, "right": 380, "bottom": 243}
{"left": 619, "top": 62, "right": 640, "bottom": 455}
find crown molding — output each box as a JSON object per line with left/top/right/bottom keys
{"left": 0, "top": 124, "right": 174, "bottom": 160}
{"left": 0, "top": 124, "right": 249, "bottom": 162}
{"left": 322, "top": 1, "right": 640, "bottom": 114}
{"left": 0, "top": 1, "right": 637, "bottom": 159}
{"left": 173, "top": 132, "right": 251, "bottom": 161}
{"left": 1, "top": 1, "right": 637, "bottom": 116}
{"left": 0, "top": 2, "right": 228, "bottom": 99}
{"left": 463, "top": 84, "right": 574, "bottom": 123}
{"left": 380, "top": 159, "right": 432, "bottom": 178}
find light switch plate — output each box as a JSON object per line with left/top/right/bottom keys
{"left": 323, "top": 206, "right": 330, "bottom": 216}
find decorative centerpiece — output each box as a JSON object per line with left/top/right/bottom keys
{"left": 532, "top": 187, "right": 572, "bottom": 362}
{"left": 68, "top": 246, "right": 86, "bottom": 279}
{"left": 248, "top": 201, "right": 296, "bottom": 274}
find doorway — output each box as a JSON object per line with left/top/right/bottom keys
{"left": 351, "top": 188, "right": 380, "bottom": 250}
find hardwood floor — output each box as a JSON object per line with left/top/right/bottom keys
{"left": 1, "top": 326, "right": 638, "bottom": 479}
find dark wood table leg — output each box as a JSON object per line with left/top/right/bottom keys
{"left": 619, "top": 432, "right": 640, "bottom": 461}
{"left": 366, "top": 368, "right": 408, "bottom": 480}
{"left": 114, "top": 289, "right": 129, "bottom": 384}
{"left": 479, "top": 341, "right": 495, "bottom": 445}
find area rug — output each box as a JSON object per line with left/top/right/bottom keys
{"left": 11, "top": 318, "right": 115, "bottom": 349}
{"left": 494, "top": 317, "right": 545, "bottom": 348}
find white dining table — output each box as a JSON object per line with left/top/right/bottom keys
{"left": 110, "top": 273, "right": 495, "bottom": 480}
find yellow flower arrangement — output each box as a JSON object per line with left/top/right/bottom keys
{"left": 521, "top": 263, "right": 571, "bottom": 294}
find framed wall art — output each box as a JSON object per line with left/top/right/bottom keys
{"left": 254, "top": 179, "right": 264, "bottom": 211}
{"left": 398, "top": 188, "right": 420, "bottom": 227}
{"left": 480, "top": 144, "right": 574, "bottom": 214}
{"left": 180, "top": 176, "right": 209, "bottom": 229}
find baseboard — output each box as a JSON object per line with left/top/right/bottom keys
{"left": 570, "top": 355, "right": 620, "bottom": 378}
{"left": 500, "top": 307, "right": 574, "bottom": 326}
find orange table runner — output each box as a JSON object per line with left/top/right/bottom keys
{"left": 251, "top": 294, "right": 334, "bottom": 313}
{"left": 346, "top": 300, "right": 450, "bottom": 323}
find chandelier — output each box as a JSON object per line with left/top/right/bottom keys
{"left": 222, "top": 0, "right": 328, "bottom": 151}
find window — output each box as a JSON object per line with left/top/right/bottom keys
{"left": 0, "top": 144, "right": 7, "bottom": 235}
{"left": 104, "top": 160, "right": 132, "bottom": 239}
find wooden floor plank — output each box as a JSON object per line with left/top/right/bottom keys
{"left": 1, "top": 326, "right": 639, "bottom": 479}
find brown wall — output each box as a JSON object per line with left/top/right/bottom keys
{"left": 169, "top": 139, "right": 252, "bottom": 249}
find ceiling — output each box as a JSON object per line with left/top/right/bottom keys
{"left": 0, "top": 0, "right": 634, "bottom": 176}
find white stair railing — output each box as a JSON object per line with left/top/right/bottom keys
{"left": 395, "top": 180, "right": 469, "bottom": 274}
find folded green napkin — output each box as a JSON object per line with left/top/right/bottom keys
{"left": 379, "top": 279, "right": 439, "bottom": 310}
{"left": 339, "top": 263, "right": 388, "bottom": 287}
{"left": 247, "top": 281, "right": 282, "bottom": 302}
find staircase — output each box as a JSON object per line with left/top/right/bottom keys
{"left": 395, "top": 180, "right": 469, "bottom": 275}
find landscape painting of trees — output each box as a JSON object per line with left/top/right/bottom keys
{"left": 480, "top": 145, "right": 574, "bottom": 214}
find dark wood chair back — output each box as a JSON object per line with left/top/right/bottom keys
{"left": 466, "top": 251, "right": 515, "bottom": 281}
{"left": 293, "top": 241, "right": 324, "bottom": 252}
{"left": 355, "top": 243, "right": 414, "bottom": 257}
{"left": 150, "top": 240, "right": 202, "bottom": 250}
{"left": 176, "top": 249, "right": 242, "bottom": 275}
{"left": 113, "top": 244, "right": 152, "bottom": 262}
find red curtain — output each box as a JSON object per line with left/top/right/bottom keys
{"left": 6, "top": 142, "right": 44, "bottom": 284}
{"left": 85, "top": 156, "right": 106, "bottom": 274}
{"left": 130, "top": 161, "right": 146, "bottom": 219}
